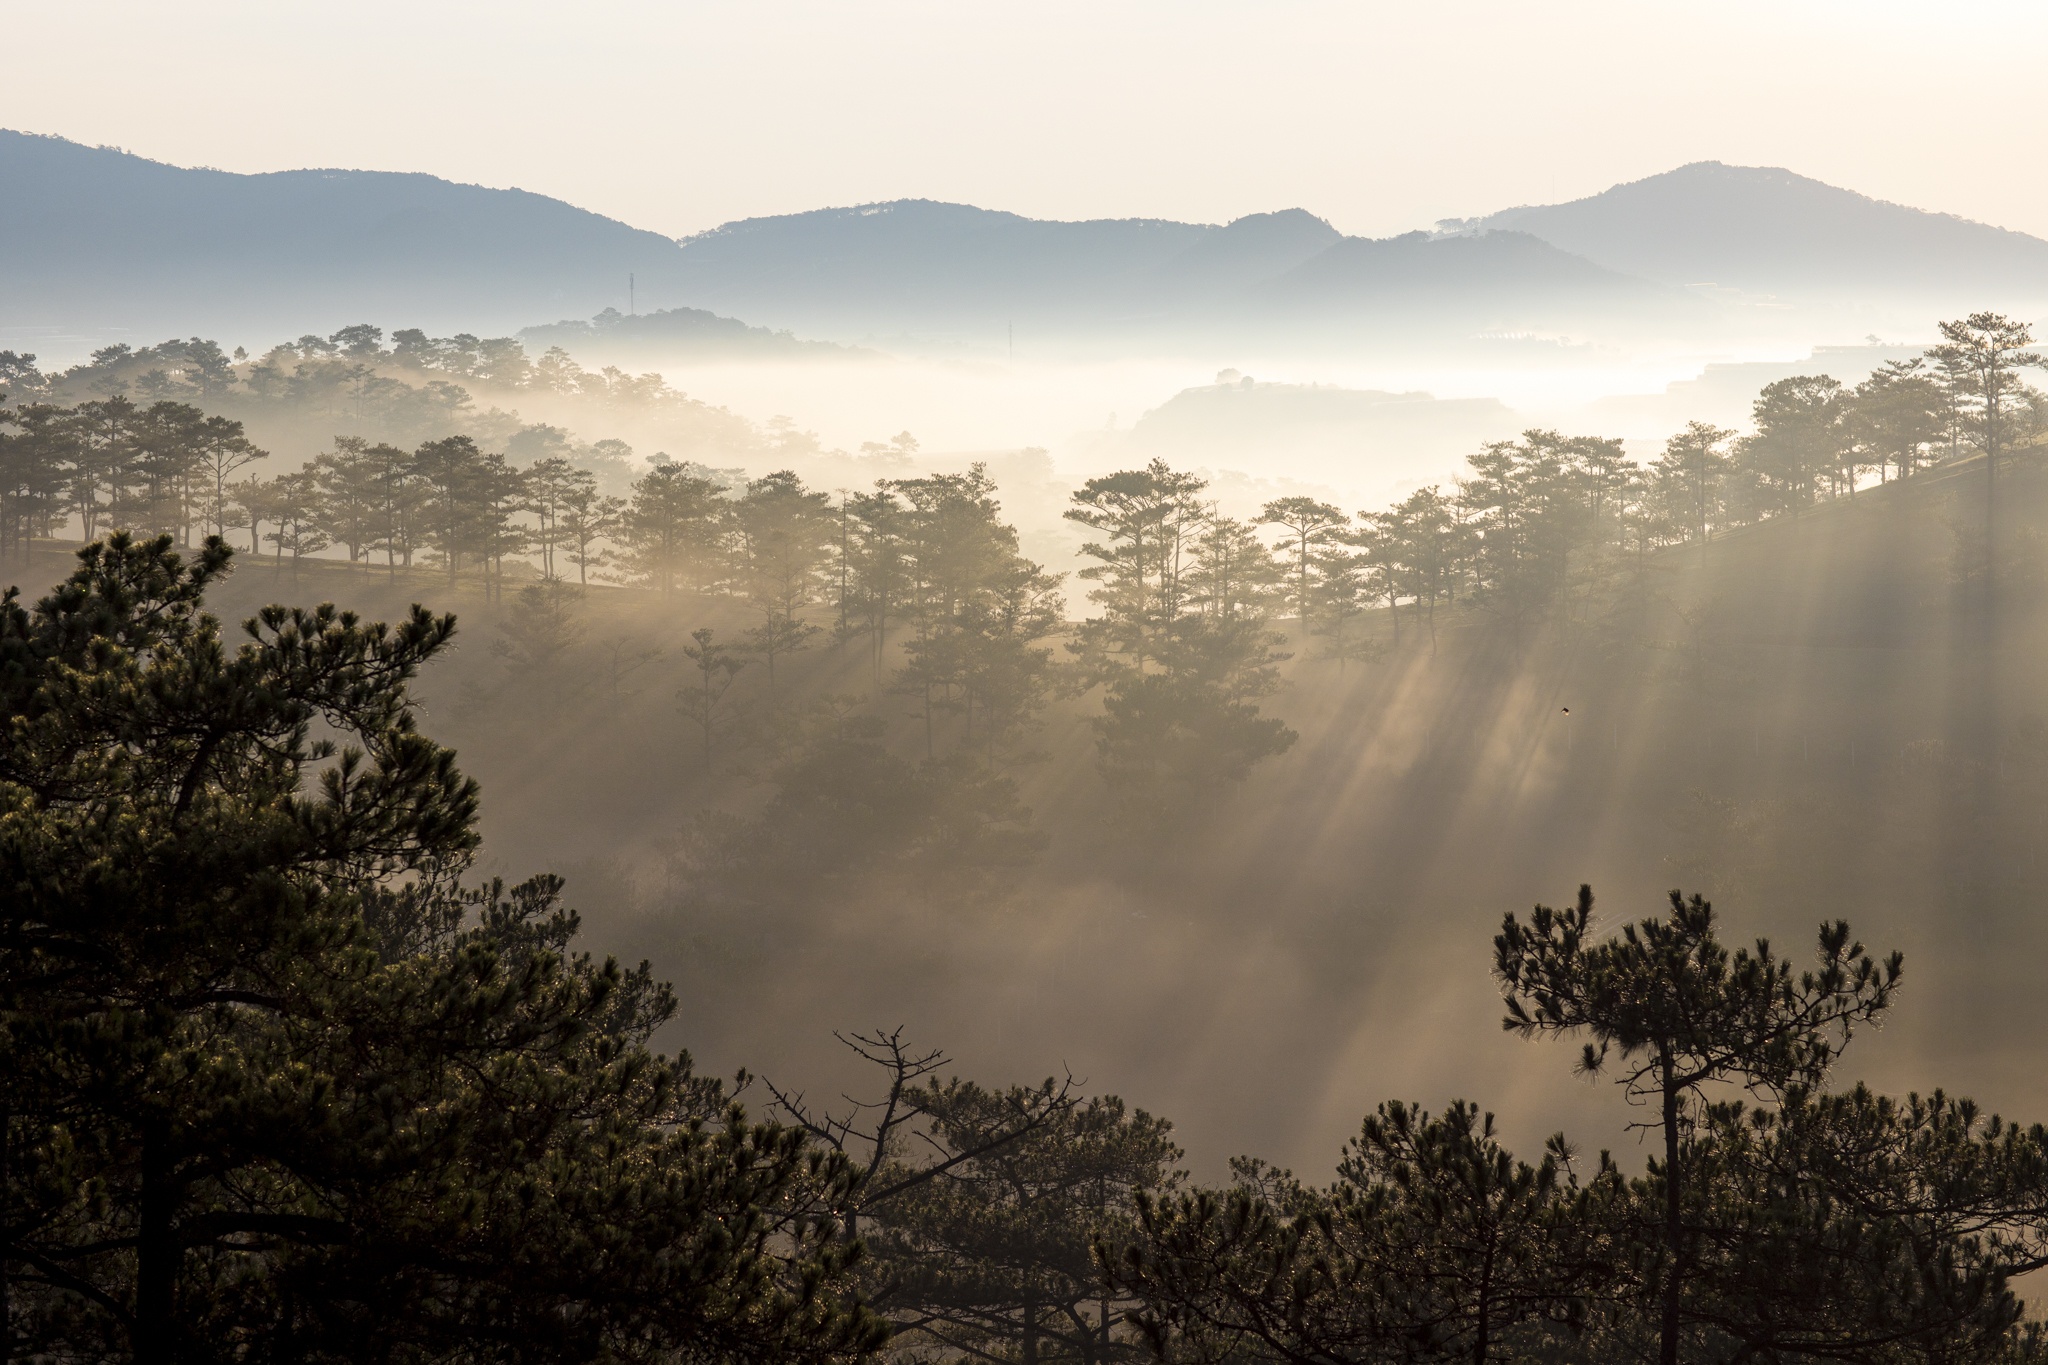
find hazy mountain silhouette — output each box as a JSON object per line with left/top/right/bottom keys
{"left": 1250, "top": 228, "right": 1677, "bottom": 338}
{"left": 664, "top": 201, "right": 1682, "bottom": 343}
{"left": 664, "top": 199, "right": 1345, "bottom": 334}
{"left": 0, "top": 130, "right": 691, "bottom": 344}
{"left": 1147, "top": 209, "right": 1349, "bottom": 296}
{"left": 1457, "top": 161, "right": 2048, "bottom": 301}
{"left": 11, "top": 131, "right": 2048, "bottom": 356}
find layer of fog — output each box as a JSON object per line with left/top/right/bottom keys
{"left": 592, "top": 335, "right": 1938, "bottom": 551}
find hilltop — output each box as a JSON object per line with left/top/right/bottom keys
{"left": 1456, "top": 161, "right": 2048, "bottom": 306}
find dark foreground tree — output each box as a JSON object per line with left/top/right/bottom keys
{"left": 0, "top": 534, "right": 882, "bottom": 1364}
{"left": 766, "top": 1030, "right": 1177, "bottom": 1365}
{"left": 1108, "top": 1102, "right": 1609, "bottom": 1365}
{"left": 1668, "top": 1086, "right": 2027, "bottom": 1362}
{"left": 1494, "top": 886, "right": 1903, "bottom": 1365}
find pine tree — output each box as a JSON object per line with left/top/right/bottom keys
{"left": 360, "top": 439, "right": 421, "bottom": 578}
{"left": 412, "top": 434, "right": 490, "bottom": 587}
{"left": 472, "top": 451, "right": 529, "bottom": 602}
{"left": 1929, "top": 313, "right": 2044, "bottom": 584}
{"left": 193, "top": 414, "right": 266, "bottom": 540}
{"left": 490, "top": 578, "right": 590, "bottom": 706}
{"left": 1494, "top": 885, "right": 1902, "bottom": 1365}
{"left": 262, "top": 468, "right": 330, "bottom": 577}
{"left": 129, "top": 401, "right": 208, "bottom": 540}
{"left": 886, "top": 467, "right": 1063, "bottom": 763}
{"left": 679, "top": 627, "right": 752, "bottom": 767}
{"left": 1739, "top": 376, "right": 1847, "bottom": 515}
{"left": 840, "top": 488, "right": 909, "bottom": 684}
{"left": 1259, "top": 496, "right": 1346, "bottom": 637}
{"left": 312, "top": 436, "right": 387, "bottom": 568}
{"left": 1188, "top": 513, "right": 1282, "bottom": 627}
{"left": 1384, "top": 485, "right": 1468, "bottom": 653}
{"left": 734, "top": 471, "right": 834, "bottom": 691}
{"left": 1110, "top": 1102, "right": 1608, "bottom": 1365}
{"left": 1653, "top": 422, "right": 1735, "bottom": 546}
{"left": 67, "top": 396, "right": 139, "bottom": 540}
{"left": 560, "top": 481, "right": 625, "bottom": 587}
{"left": 1065, "top": 460, "right": 1207, "bottom": 677}
{"left": 1848, "top": 358, "right": 1944, "bottom": 482}
{"left": 621, "top": 461, "right": 727, "bottom": 597}
{"left": 523, "top": 455, "right": 590, "bottom": 580}
{"left": 0, "top": 534, "right": 884, "bottom": 1363}
{"left": 871, "top": 1084, "right": 1182, "bottom": 1365}
{"left": 0, "top": 403, "right": 71, "bottom": 562}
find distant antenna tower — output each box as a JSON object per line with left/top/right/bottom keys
{"left": 1008, "top": 321, "right": 1013, "bottom": 361}
{"left": 630, "top": 273, "right": 636, "bottom": 316}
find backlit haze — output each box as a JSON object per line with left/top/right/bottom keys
{"left": 10, "top": 0, "right": 2048, "bottom": 1184}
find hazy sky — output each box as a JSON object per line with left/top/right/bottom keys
{"left": 7, "top": 0, "right": 2048, "bottom": 240}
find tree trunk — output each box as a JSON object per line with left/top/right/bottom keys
{"left": 1021, "top": 1292, "right": 1040, "bottom": 1365}
{"left": 701, "top": 675, "right": 714, "bottom": 768}
{"left": 1986, "top": 400, "right": 1998, "bottom": 598}
{"left": 1, "top": 1104, "right": 11, "bottom": 1364}
{"left": 135, "top": 1118, "right": 176, "bottom": 1365}
{"left": 1661, "top": 1060, "right": 1682, "bottom": 1365}
{"left": 1474, "top": 1250, "right": 1493, "bottom": 1365}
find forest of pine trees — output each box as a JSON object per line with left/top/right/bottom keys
{"left": 6, "top": 313, "right": 2036, "bottom": 632}
{"left": 5, "top": 311, "right": 2041, "bottom": 819}
{"left": 8, "top": 314, "right": 2048, "bottom": 1361}
{"left": 8, "top": 535, "right": 2048, "bottom": 1362}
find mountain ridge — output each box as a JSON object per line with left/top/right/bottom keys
{"left": 0, "top": 129, "right": 695, "bottom": 343}
{"left": 9, "top": 131, "right": 2048, "bottom": 355}
{"left": 1455, "top": 160, "right": 2048, "bottom": 297}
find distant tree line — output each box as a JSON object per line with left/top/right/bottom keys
{"left": 0, "top": 324, "right": 707, "bottom": 411}
{"left": 1278, "top": 313, "right": 2048, "bottom": 653}
{"left": 0, "top": 323, "right": 763, "bottom": 463}
{"left": 7, "top": 309, "right": 2036, "bottom": 610}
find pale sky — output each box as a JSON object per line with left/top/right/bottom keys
{"left": 6, "top": 0, "right": 2048, "bottom": 241}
